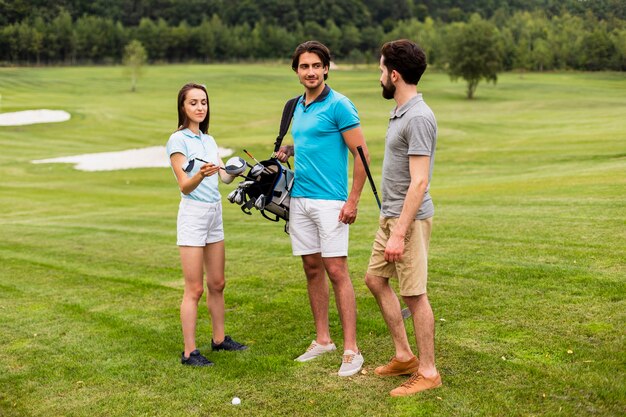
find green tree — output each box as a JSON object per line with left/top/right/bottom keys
{"left": 74, "top": 15, "right": 125, "bottom": 63}
{"left": 47, "top": 9, "right": 76, "bottom": 64}
{"left": 611, "top": 29, "right": 626, "bottom": 70}
{"left": 169, "top": 21, "right": 192, "bottom": 62}
{"left": 548, "top": 12, "right": 585, "bottom": 69}
{"left": 444, "top": 15, "right": 503, "bottom": 99}
{"left": 359, "top": 25, "right": 384, "bottom": 58}
{"left": 580, "top": 28, "right": 618, "bottom": 70}
{"left": 195, "top": 17, "right": 216, "bottom": 62}
{"left": 340, "top": 24, "right": 361, "bottom": 57}
{"left": 513, "top": 38, "right": 532, "bottom": 72}
{"left": 135, "top": 18, "right": 170, "bottom": 62}
{"left": 531, "top": 37, "right": 554, "bottom": 71}
{"left": 123, "top": 39, "right": 147, "bottom": 92}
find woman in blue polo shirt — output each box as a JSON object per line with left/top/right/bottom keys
{"left": 166, "top": 83, "right": 247, "bottom": 367}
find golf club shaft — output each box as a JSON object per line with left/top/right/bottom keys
{"left": 356, "top": 145, "right": 381, "bottom": 210}
{"left": 219, "top": 166, "right": 251, "bottom": 179}
{"left": 243, "top": 149, "right": 261, "bottom": 165}
{"left": 243, "top": 149, "right": 272, "bottom": 174}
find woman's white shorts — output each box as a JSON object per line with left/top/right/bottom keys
{"left": 177, "top": 198, "right": 224, "bottom": 246}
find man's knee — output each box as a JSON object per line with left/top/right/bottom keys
{"left": 402, "top": 293, "right": 430, "bottom": 309}
{"left": 365, "top": 273, "right": 387, "bottom": 294}
{"left": 302, "top": 254, "right": 324, "bottom": 277}
{"left": 322, "top": 257, "right": 348, "bottom": 282}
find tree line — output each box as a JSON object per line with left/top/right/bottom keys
{"left": 2, "top": 0, "right": 624, "bottom": 27}
{"left": 1, "top": 8, "right": 624, "bottom": 71}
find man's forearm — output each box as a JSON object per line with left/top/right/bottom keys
{"left": 393, "top": 180, "right": 427, "bottom": 237}
{"left": 347, "top": 158, "right": 367, "bottom": 204}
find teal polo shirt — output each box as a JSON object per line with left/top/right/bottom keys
{"left": 290, "top": 85, "right": 360, "bottom": 201}
{"left": 166, "top": 128, "right": 221, "bottom": 203}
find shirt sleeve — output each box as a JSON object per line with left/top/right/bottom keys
{"left": 406, "top": 116, "right": 436, "bottom": 156}
{"left": 166, "top": 133, "right": 187, "bottom": 158}
{"left": 334, "top": 97, "right": 360, "bottom": 133}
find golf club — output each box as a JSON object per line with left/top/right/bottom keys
{"left": 224, "top": 156, "right": 247, "bottom": 176}
{"left": 227, "top": 189, "right": 238, "bottom": 203}
{"left": 243, "top": 149, "right": 262, "bottom": 165}
{"left": 243, "top": 149, "right": 271, "bottom": 174}
{"left": 249, "top": 164, "right": 265, "bottom": 177}
{"left": 356, "top": 146, "right": 381, "bottom": 209}
{"left": 183, "top": 157, "right": 210, "bottom": 173}
{"left": 356, "top": 145, "right": 411, "bottom": 320}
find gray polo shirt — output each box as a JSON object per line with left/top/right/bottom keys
{"left": 381, "top": 93, "right": 437, "bottom": 219}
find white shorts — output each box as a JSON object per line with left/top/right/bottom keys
{"left": 177, "top": 198, "right": 224, "bottom": 246}
{"left": 289, "top": 197, "right": 348, "bottom": 257}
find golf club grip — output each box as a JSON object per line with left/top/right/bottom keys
{"left": 356, "top": 145, "right": 381, "bottom": 210}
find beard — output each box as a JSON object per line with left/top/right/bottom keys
{"left": 381, "top": 75, "right": 395, "bottom": 100}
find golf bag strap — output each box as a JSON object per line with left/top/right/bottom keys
{"left": 261, "top": 210, "right": 280, "bottom": 222}
{"left": 273, "top": 96, "right": 300, "bottom": 153}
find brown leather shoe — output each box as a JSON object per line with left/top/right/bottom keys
{"left": 374, "top": 356, "right": 419, "bottom": 376}
{"left": 390, "top": 372, "right": 442, "bottom": 397}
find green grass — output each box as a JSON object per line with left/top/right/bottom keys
{"left": 0, "top": 65, "right": 624, "bottom": 416}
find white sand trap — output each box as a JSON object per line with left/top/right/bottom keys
{"left": 0, "top": 109, "right": 71, "bottom": 126}
{"left": 32, "top": 146, "right": 234, "bottom": 172}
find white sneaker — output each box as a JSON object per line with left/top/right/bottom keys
{"left": 295, "top": 340, "right": 337, "bottom": 362}
{"left": 338, "top": 350, "right": 364, "bottom": 377}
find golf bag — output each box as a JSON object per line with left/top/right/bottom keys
{"left": 227, "top": 97, "right": 299, "bottom": 233}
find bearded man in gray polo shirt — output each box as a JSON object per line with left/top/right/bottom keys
{"left": 365, "top": 39, "right": 441, "bottom": 397}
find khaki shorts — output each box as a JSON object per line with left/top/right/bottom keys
{"left": 367, "top": 217, "right": 432, "bottom": 296}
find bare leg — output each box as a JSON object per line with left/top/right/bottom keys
{"left": 323, "top": 256, "right": 358, "bottom": 352}
{"left": 301, "top": 253, "right": 332, "bottom": 345}
{"left": 204, "top": 240, "right": 226, "bottom": 344}
{"left": 403, "top": 293, "right": 437, "bottom": 377}
{"left": 179, "top": 246, "right": 205, "bottom": 357}
{"left": 365, "top": 273, "right": 414, "bottom": 361}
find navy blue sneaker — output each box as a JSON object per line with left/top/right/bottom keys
{"left": 212, "top": 335, "right": 248, "bottom": 351}
{"left": 181, "top": 349, "right": 214, "bottom": 367}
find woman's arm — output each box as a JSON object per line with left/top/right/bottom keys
{"left": 170, "top": 153, "right": 219, "bottom": 195}
{"left": 217, "top": 157, "right": 236, "bottom": 184}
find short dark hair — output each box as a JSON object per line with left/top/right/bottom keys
{"left": 291, "top": 40, "right": 331, "bottom": 80}
{"left": 177, "top": 83, "right": 209, "bottom": 133}
{"left": 381, "top": 39, "right": 427, "bottom": 85}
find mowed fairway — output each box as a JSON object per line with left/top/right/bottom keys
{"left": 0, "top": 65, "right": 624, "bottom": 417}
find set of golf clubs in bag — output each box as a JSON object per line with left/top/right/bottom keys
{"left": 224, "top": 149, "right": 294, "bottom": 233}
{"left": 223, "top": 97, "right": 300, "bottom": 233}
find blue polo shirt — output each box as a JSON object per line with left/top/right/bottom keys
{"left": 166, "top": 128, "right": 221, "bottom": 203}
{"left": 290, "top": 85, "right": 360, "bottom": 201}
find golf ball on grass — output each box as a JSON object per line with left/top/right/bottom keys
{"left": 231, "top": 397, "right": 241, "bottom": 405}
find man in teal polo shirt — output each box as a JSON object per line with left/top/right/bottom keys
{"left": 276, "top": 40, "right": 370, "bottom": 377}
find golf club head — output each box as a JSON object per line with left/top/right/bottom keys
{"left": 254, "top": 195, "right": 265, "bottom": 210}
{"left": 250, "top": 164, "right": 264, "bottom": 177}
{"left": 234, "top": 189, "right": 244, "bottom": 205}
{"left": 227, "top": 189, "right": 238, "bottom": 203}
{"left": 224, "top": 156, "right": 247, "bottom": 176}
{"left": 239, "top": 180, "right": 255, "bottom": 188}
{"left": 182, "top": 159, "right": 195, "bottom": 173}
{"left": 401, "top": 307, "right": 412, "bottom": 319}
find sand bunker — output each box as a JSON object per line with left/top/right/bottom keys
{"left": 0, "top": 109, "right": 71, "bottom": 126}
{"left": 32, "top": 146, "right": 234, "bottom": 172}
